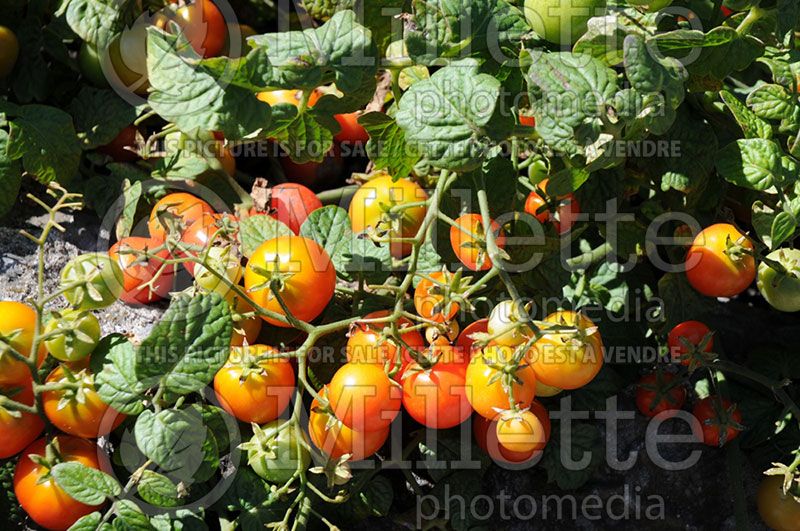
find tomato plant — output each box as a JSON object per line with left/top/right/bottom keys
{"left": 685, "top": 223, "right": 756, "bottom": 298}
{"left": 346, "top": 310, "right": 425, "bottom": 366}
{"left": 465, "top": 345, "right": 538, "bottom": 420}
{"left": 43, "top": 310, "right": 101, "bottom": 362}
{"left": 667, "top": 320, "right": 714, "bottom": 366}
{"left": 523, "top": 178, "right": 581, "bottom": 234}
{"left": 327, "top": 363, "right": 401, "bottom": 432}
{"left": 757, "top": 248, "right": 800, "bottom": 313}
{"left": 96, "top": 125, "right": 139, "bottom": 162}
{"left": 401, "top": 358, "right": 471, "bottom": 429}
{"left": 414, "top": 271, "right": 462, "bottom": 323}
{"left": 635, "top": 372, "right": 687, "bottom": 418}
{"left": 59, "top": 253, "right": 123, "bottom": 310}
{"left": 241, "top": 420, "right": 310, "bottom": 485}
{"left": 108, "top": 237, "right": 176, "bottom": 304}
{"left": 692, "top": 396, "right": 743, "bottom": 447}
{"left": 148, "top": 192, "right": 215, "bottom": 240}
{"left": 449, "top": 213, "right": 506, "bottom": 271}
{"left": 0, "top": 26, "right": 19, "bottom": 78}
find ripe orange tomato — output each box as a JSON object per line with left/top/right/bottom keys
{"left": 269, "top": 182, "right": 322, "bottom": 234}
{"left": 97, "top": 125, "right": 139, "bottom": 162}
{"left": 0, "top": 301, "right": 47, "bottom": 385}
{"left": 244, "top": 236, "right": 336, "bottom": 327}
{"left": 495, "top": 408, "right": 548, "bottom": 454}
{"left": 180, "top": 212, "right": 239, "bottom": 276}
{"left": 455, "top": 319, "right": 488, "bottom": 359}
{"left": 308, "top": 387, "right": 389, "bottom": 461}
{"left": 170, "top": 0, "right": 227, "bottom": 58}
{"left": 348, "top": 174, "right": 428, "bottom": 258}
{"left": 667, "top": 320, "right": 713, "bottom": 366}
{"left": 402, "top": 359, "right": 470, "bottom": 429}
{"left": 108, "top": 237, "right": 176, "bottom": 304}
{"left": 42, "top": 363, "right": 125, "bottom": 439}
{"left": 213, "top": 345, "right": 295, "bottom": 423}
{"left": 757, "top": 475, "right": 800, "bottom": 531}
{"left": 685, "top": 223, "right": 755, "bottom": 297}
{"left": 449, "top": 213, "right": 506, "bottom": 271}
{"left": 529, "top": 311, "right": 603, "bottom": 390}
{"left": 414, "top": 271, "right": 461, "bottom": 323}
{"left": 148, "top": 192, "right": 215, "bottom": 240}
{"left": 334, "top": 112, "right": 370, "bottom": 146}
{"left": 635, "top": 372, "right": 686, "bottom": 418}
{"left": 14, "top": 436, "right": 106, "bottom": 530}
{"left": 0, "top": 381, "right": 44, "bottom": 459}
{"left": 229, "top": 295, "right": 262, "bottom": 347}
{"left": 473, "top": 400, "right": 550, "bottom": 463}
{"left": 328, "top": 363, "right": 401, "bottom": 432}
{"left": 346, "top": 311, "right": 425, "bottom": 366}
{"left": 693, "top": 396, "right": 743, "bottom": 447}
{"left": 466, "top": 345, "right": 537, "bottom": 419}
{"left": 524, "top": 179, "right": 581, "bottom": 234}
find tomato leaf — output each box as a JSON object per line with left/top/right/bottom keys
{"left": 146, "top": 28, "right": 270, "bottom": 141}
{"left": 747, "top": 84, "right": 797, "bottom": 120}
{"left": 134, "top": 409, "right": 209, "bottom": 483}
{"left": 90, "top": 334, "right": 148, "bottom": 415}
{"left": 238, "top": 215, "right": 293, "bottom": 258}
{"left": 68, "top": 88, "right": 140, "bottom": 150}
{"left": 2, "top": 102, "right": 82, "bottom": 184}
{"left": 58, "top": 0, "right": 119, "bottom": 48}
{"left": 263, "top": 104, "right": 334, "bottom": 164}
{"left": 113, "top": 499, "right": 155, "bottom": 530}
{"left": 359, "top": 111, "right": 420, "bottom": 180}
{"left": 0, "top": 129, "right": 22, "bottom": 218}
{"left": 396, "top": 59, "right": 512, "bottom": 172}
{"left": 716, "top": 138, "right": 785, "bottom": 191}
{"left": 135, "top": 293, "right": 233, "bottom": 394}
{"left": 720, "top": 90, "right": 773, "bottom": 140}
{"left": 136, "top": 470, "right": 181, "bottom": 508}
{"left": 51, "top": 462, "right": 122, "bottom": 506}
{"left": 66, "top": 512, "right": 103, "bottom": 531}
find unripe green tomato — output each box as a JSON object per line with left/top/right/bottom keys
{"left": 195, "top": 246, "right": 243, "bottom": 299}
{"left": 60, "top": 253, "right": 124, "bottom": 310}
{"left": 246, "top": 421, "right": 310, "bottom": 485}
{"left": 757, "top": 248, "right": 800, "bottom": 313}
{"left": 524, "top": 0, "right": 607, "bottom": 45}
{"left": 488, "top": 300, "right": 534, "bottom": 347}
{"left": 528, "top": 158, "right": 549, "bottom": 183}
{"left": 0, "top": 26, "right": 19, "bottom": 78}
{"left": 78, "top": 41, "right": 110, "bottom": 88}
{"left": 44, "top": 310, "right": 101, "bottom": 362}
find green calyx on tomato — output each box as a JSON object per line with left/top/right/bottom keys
{"left": 60, "top": 253, "right": 124, "bottom": 310}
{"left": 43, "top": 310, "right": 101, "bottom": 362}
{"left": 240, "top": 421, "right": 310, "bottom": 485}
{"left": 757, "top": 248, "right": 800, "bottom": 313}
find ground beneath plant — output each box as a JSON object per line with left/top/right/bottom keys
{"left": 0, "top": 193, "right": 774, "bottom": 530}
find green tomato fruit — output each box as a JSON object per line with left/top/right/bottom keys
{"left": 524, "top": 0, "right": 607, "bottom": 45}
{"left": 0, "top": 26, "right": 19, "bottom": 78}
{"left": 195, "top": 246, "right": 243, "bottom": 299}
{"left": 44, "top": 310, "right": 102, "bottom": 362}
{"left": 60, "top": 253, "right": 124, "bottom": 310}
{"left": 243, "top": 421, "right": 311, "bottom": 485}
{"left": 78, "top": 41, "right": 110, "bottom": 88}
{"left": 757, "top": 248, "right": 800, "bottom": 312}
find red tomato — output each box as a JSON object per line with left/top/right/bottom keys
{"left": 244, "top": 236, "right": 336, "bottom": 327}
{"left": 524, "top": 179, "right": 581, "bottom": 234}
{"left": 334, "top": 112, "right": 370, "bottom": 146}
{"left": 346, "top": 311, "right": 425, "bottom": 366}
{"left": 14, "top": 437, "right": 107, "bottom": 530}
{"left": 148, "top": 192, "right": 215, "bottom": 240}
{"left": 449, "top": 213, "right": 506, "bottom": 271}
{"left": 269, "top": 183, "right": 323, "bottom": 234}
{"left": 721, "top": 6, "right": 734, "bottom": 17}
{"left": 179, "top": 212, "right": 238, "bottom": 276}
{"left": 455, "top": 319, "right": 488, "bottom": 359}
{"left": 685, "top": 223, "right": 756, "bottom": 297}
{"left": 635, "top": 372, "right": 687, "bottom": 418}
{"left": 693, "top": 396, "right": 743, "bottom": 447}
{"left": 414, "top": 271, "right": 461, "bottom": 323}
{"left": 667, "top": 320, "right": 713, "bottom": 366}
{"left": 308, "top": 387, "right": 389, "bottom": 461}
{"left": 402, "top": 359, "right": 470, "bottom": 429}
{"left": 97, "top": 125, "right": 139, "bottom": 162}
{"left": 171, "top": 0, "right": 227, "bottom": 58}
{"left": 0, "top": 381, "right": 44, "bottom": 459}
{"left": 214, "top": 345, "right": 295, "bottom": 423}
{"left": 108, "top": 237, "right": 176, "bottom": 304}
{"left": 42, "top": 363, "right": 125, "bottom": 439}
{"left": 328, "top": 363, "right": 401, "bottom": 432}
{"left": 0, "top": 301, "right": 47, "bottom": 385}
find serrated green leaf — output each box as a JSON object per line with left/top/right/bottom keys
{"left": 68, "top": 512, "right": 103, "bottom": 531}
{"left": 263, "top": 105, "right": 334, "bottom": 163}
{"left": 68, "top": 88, "right": 139, "bottom": 150}
{"left": 716, "top": 138, "right": 784, "bottom": 191}
{"left": 360, "top": 112, "right": 420, "bottom": 180}
{"left": 720, "top": 90, "right": 773, "bottom": 140}
{"left": 238, "top": 215, "right": 294, "bottom": 258}
{"left": 134, "top": 409, "right": 208, "bottom": 484}
{"left": 770, "top": 211, "right": 797, "bottom": 249}
{"left": 60, "top": 0, "right": 118, "bottom": 49}
{"left": 135, "top": 293, "right": 232, "bottom": 394}
{"left": 747, "top": 84, "right": 796, "bottom": 120}
{"left": 90, "top": 334, "right": 147, "bottom": 415}
{"left": 137, "top": 470, "right": 181, "bottom": 508}
{"left": 113, "top": 499, "right": 155, "bottom": 531}
{"left": 573, "top": 15, "right": 632, "bottom": 66}
{"left": 52, "top": 462, "right": 122, "bottom": 506}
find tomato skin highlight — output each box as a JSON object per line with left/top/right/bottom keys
{"left": 349, "top": 174, "right": 428, "bottom": 258}
{"left": 401, "top": 361, "right": 471, "bottom": 429}
{"left": 529, "top": 311, "right": 603, "bottom": 390}
{"left": 449, "top": 213, "right": 506, "bottom": 271}
{"left": 108, "top": 237, "right": 176, "bottom": 304}
{"left": 0, "top": 301, "right": 47, "bottom": 385}
{"left": 685, "top": 223, "right": 756, "bottom": 298}
{"left": 328, "top": 363, "right": 401, "bottom": 432}
{"left": 667, "top": 320, "right": 713, "bottom": 366}
{"left": 269, "top": 183, "right": 323, "bottom": 234}
{"left": 244, "top": 236, "right": 336, "bottom": 327}
{"left": 346, "top": 310, "right": 425, "bottom": 366}
{"left": 213, "top": 345, "right": 295, "bottom": 424}
{"left": 308, "top": 388, "right": 389, "bottom": 461}
{"left": 635, "top": 372, "right": 686, "bottom": 418}
{"left": 148, "top": 192, "right": 215, "bottom": 240}
{"left": 42, "top": 364, "right": 125, "bottom": 439}
{"left": 466, "top": 345, "right": 537, "bottom": 419}
{"left": 692, "top": 396, "right": 743, "bottom": 447}
{"left": 757, "top": 475, "right": 800, "bottom": 531}
{"left": 0, "top": 381, "right": 45, "bottom": 459}
{"left": 14, "top": 437, "right": 106, "bottom": 531}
